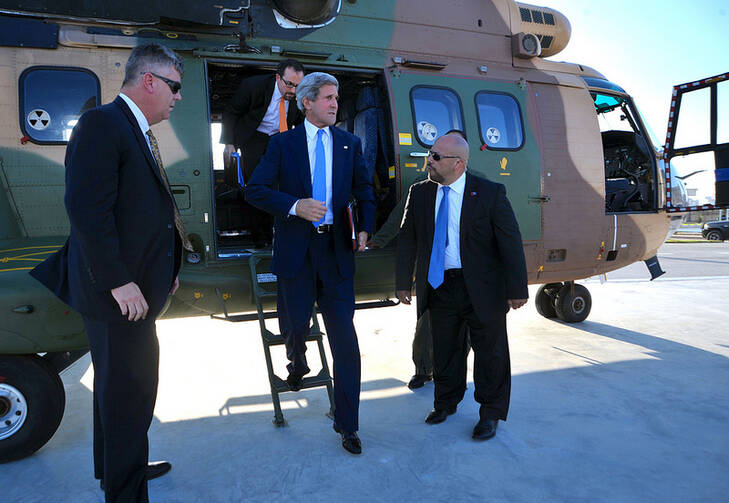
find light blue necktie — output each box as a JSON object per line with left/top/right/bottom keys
{"left": 428, "top": 185, "right": 450, "bottom": 289}
{"left": 312, "top": 129, "right": 326, "bottom": 227}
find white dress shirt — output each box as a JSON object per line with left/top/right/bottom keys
{"left": 434, "top": 171, "right": 466, "bottom": 270}
{"left": 256, "top": 81, "right": 289, "bottom": 136}
{"left": 118, "top": 93, "right": 153, "bottom": 156}
{"left": 289, "top": 119, "right": 334, "bottom": 224}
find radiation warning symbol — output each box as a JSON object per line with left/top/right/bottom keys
{"left": 27, "top": 109, "right": 51, "bottom": 130}
{"left": 417, "top": 121, "right": 438, "bottom": 143}
{"left": 486, "top": 127, "right": 501, "bottom": 144}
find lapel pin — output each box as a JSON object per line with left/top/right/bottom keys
{"left": 343, "top": 145, "right": 349, "bottom": 149}
{"left": 471, "top": 191, "right": 477, "bottom": 196}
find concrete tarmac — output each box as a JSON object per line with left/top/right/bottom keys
{"left": 4, "top": 278, "right": 729, "bottom": 502}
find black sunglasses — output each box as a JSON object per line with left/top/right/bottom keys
{"left": 428, "top": 150, "right": 461, "bottom": 162}
{"left": 142, "top": 72, "right": 182, "bottom": 94}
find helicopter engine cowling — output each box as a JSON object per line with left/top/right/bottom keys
{"left": 272, "top": 0, "right": 340, "bottom": 26}
{"left": 514, "top": 2, "right": 571, "bottom": 57}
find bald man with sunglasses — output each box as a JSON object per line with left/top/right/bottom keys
{"left": 396, "top": 134, "right": 528, "bottom": 441}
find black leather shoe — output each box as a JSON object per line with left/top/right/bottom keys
{"left": 472, "top": 419, "right": 498, "bottom": 440}
{"left": 407, "top": 374, "right": 432, "bottom": 389}
{"left": 333, "top": 425, "right": 362, "bottom": 455}
{"left": 100, "top": 461, "right": 171, "bottom": 490}
{"left": 424, "top": 406, "right": 457, "bottom": 424}
{"left": 286, "top": 373, "right": 304, "bottom": 392}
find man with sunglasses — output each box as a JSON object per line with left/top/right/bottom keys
{"left": 31, "top": 44, "right": 187, "bottom": 502}
{"left": 221, "top": 59, "right": 305, "bottom": 247}
{"left": 396, "top": 134, "right": 528, "bottom": 441}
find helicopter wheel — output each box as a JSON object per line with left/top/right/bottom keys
{"left": 0, "top": 355, "right": 65, "bottom": 463}
{"left": 535, "top": 283, "right": 562, "bottom": 319}
{"left": 554, "top": 283, "right": 592, "bottom": 323}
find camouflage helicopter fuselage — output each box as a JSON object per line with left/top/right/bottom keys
{"left": 0, "top": 0, "right": 669, "bottom": 355}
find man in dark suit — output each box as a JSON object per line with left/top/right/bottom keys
{"left": 246, "top": 72, "right": 375, "bottom": 455}
{"left": 30, "top": 44, "right": 189, "bottom": 501}
{"left": 396, "top": 134, "right": 528, "bottom": 441}
{"left": 221, "top": 59, "right": 305, "bottom": 246}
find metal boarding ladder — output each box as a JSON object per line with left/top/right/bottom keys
{"left": 247, "top": 252, "right": 335, "bottom": 426}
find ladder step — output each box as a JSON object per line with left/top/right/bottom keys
{"left": 271, "top": 371, "right": 332, "bottom": 393}
{"left": 262, "top": 330, "right": 324, "bottom": 346}
{"left": 252, "top": 290, "right": 277, "bottom": 299}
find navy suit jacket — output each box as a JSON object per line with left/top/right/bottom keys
{"left": 396, "top": 173, "right": 528, "bottom": 320}
{"left": 30, "top": 96, "right": 180, "bottom": 322}
{"left": 245, "top": 124, "right": 375, "bottom": 279}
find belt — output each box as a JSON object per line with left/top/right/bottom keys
{"left": 444, "top": 268, "right": 463, "bottom": 278}
{"left": 315, "top": 224, "right": 333, "bottom": 234}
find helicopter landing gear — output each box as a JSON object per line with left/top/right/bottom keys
{"left": 535, "top": 281, "right": 592, "bottom": 323}
{"left": 0, "top": 355, "right": 65, "bottom": 463}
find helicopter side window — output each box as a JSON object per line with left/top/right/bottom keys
{"left": 19, "top": 66, "right": 100, "bottom": 145}
{"left": 475, "top": 91, "right": 524, "bottom": 150}
{"left": 410, "top": 86, "right": 464, "bottom": 147}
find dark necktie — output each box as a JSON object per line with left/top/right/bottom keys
{"left": 428, "top": 185, "right": 450, "bottom": 289}
{"left": 312, "top": 129, "right": 326, "bottom": 227}
{"left": 146, "top": 129, "right": 194, "bottom": 252}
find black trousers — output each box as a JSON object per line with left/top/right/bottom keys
{"left": 412, "top": 311, "right": 433, "bottom": 376}
{"left": 241, "top": 131, "right": 272, "bottom": 244}
{"left": 412, "top": 309, "right": 470, "bottom": 376}
{"left": 85, "top": 317, "right": 159, "bottom": 503}
{"left": 276, "top": 231, "right": 361, "bottom": 433}
{"left": 428, "top": 270, "right": 511, "bottom": 420}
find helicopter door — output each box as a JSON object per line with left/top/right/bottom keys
{"left": 385, "top": 69, "right": 541, "bottom": 241}
{"left": 664, "top": 71, "right": 729, "bottom": 212}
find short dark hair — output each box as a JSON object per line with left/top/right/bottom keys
{"left": 277, "top": 59, "right": 304, "bottom": 77}
{"left": 122, "top": 44, "right": 183, "bottom": 87}
{"left": 444, "top": 129, "right": 467, "bottom": 140}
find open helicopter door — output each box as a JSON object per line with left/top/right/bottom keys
{"left": 663, "top": 72, "right": 729, "bottom": 212}
{"left": 385, "top": 67, "right": 542, "bottom": 242}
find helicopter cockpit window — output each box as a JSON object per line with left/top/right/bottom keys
{"left": 591, "top": 91, "right": 657, "bottom": 213}
{"left": 19, "top": 66, "right": 100, "bottom": 145}
{"left": 410, "top": 86, "right": 464, "bottom": 147}
{"left": 475, "top": 91, "right": 524, "bottom": 150}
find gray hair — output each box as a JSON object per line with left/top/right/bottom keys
{"left": 122, "top": 44, "right": 184, "bottom": 87}
{"left": 296, "top": 72, "right": 338, "bottom": 112}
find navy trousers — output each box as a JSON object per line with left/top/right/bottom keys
{"left": 277, "top": 230, "right": 361, "bottom": 433}
{"left": 85, "top": 317, "right": 159, "bottom": 503}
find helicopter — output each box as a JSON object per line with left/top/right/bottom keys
{"left": 1, "top": 0, "right": 727, "bottom": 463}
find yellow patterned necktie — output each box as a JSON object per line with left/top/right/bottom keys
{"left": 146, "top": 129, "right": 194, "bottom": 252}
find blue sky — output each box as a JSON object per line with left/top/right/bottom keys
{"left": 545, "top": 0, "right": 729, "bottom": 201}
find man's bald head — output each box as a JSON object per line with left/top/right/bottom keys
{"left": 427, "top": 134, "right": 470, "bottom": 185}
{"left": 434, "top": 134, "right": 469, "bottom": 165}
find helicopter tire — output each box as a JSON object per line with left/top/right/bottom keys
{"left": 554, "top": 283, "right": 591, "bottom": 323}
{"left": 535, "top": 283, "right": 561, "bottom": 319}
{"left": 0, "top": 355, "right": 66, "bottom": 463}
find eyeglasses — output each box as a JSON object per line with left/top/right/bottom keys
{"left": 428, "top": 150, "right": 461, "bottom": 162}
{"left": 141, "top": 72, "right": 182, "bottom": 94}
{"left": 280, "top": 77, "right": 298, "bottom": 88}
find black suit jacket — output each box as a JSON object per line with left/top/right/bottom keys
{"left": 396, "top": 172, "right": 528, "bottom": 320}
{"left": 30, "top": 96, "right": 180, "bottom": 322}
{"left": 220, "top": 74, "right": 304, "bottom": 148}
{"left": 245, "top": 124, "right": 375, "bottom": 279}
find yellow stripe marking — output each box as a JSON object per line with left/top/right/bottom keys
{"left": 0, "top": 245, "right": 62, "bottom": 253}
